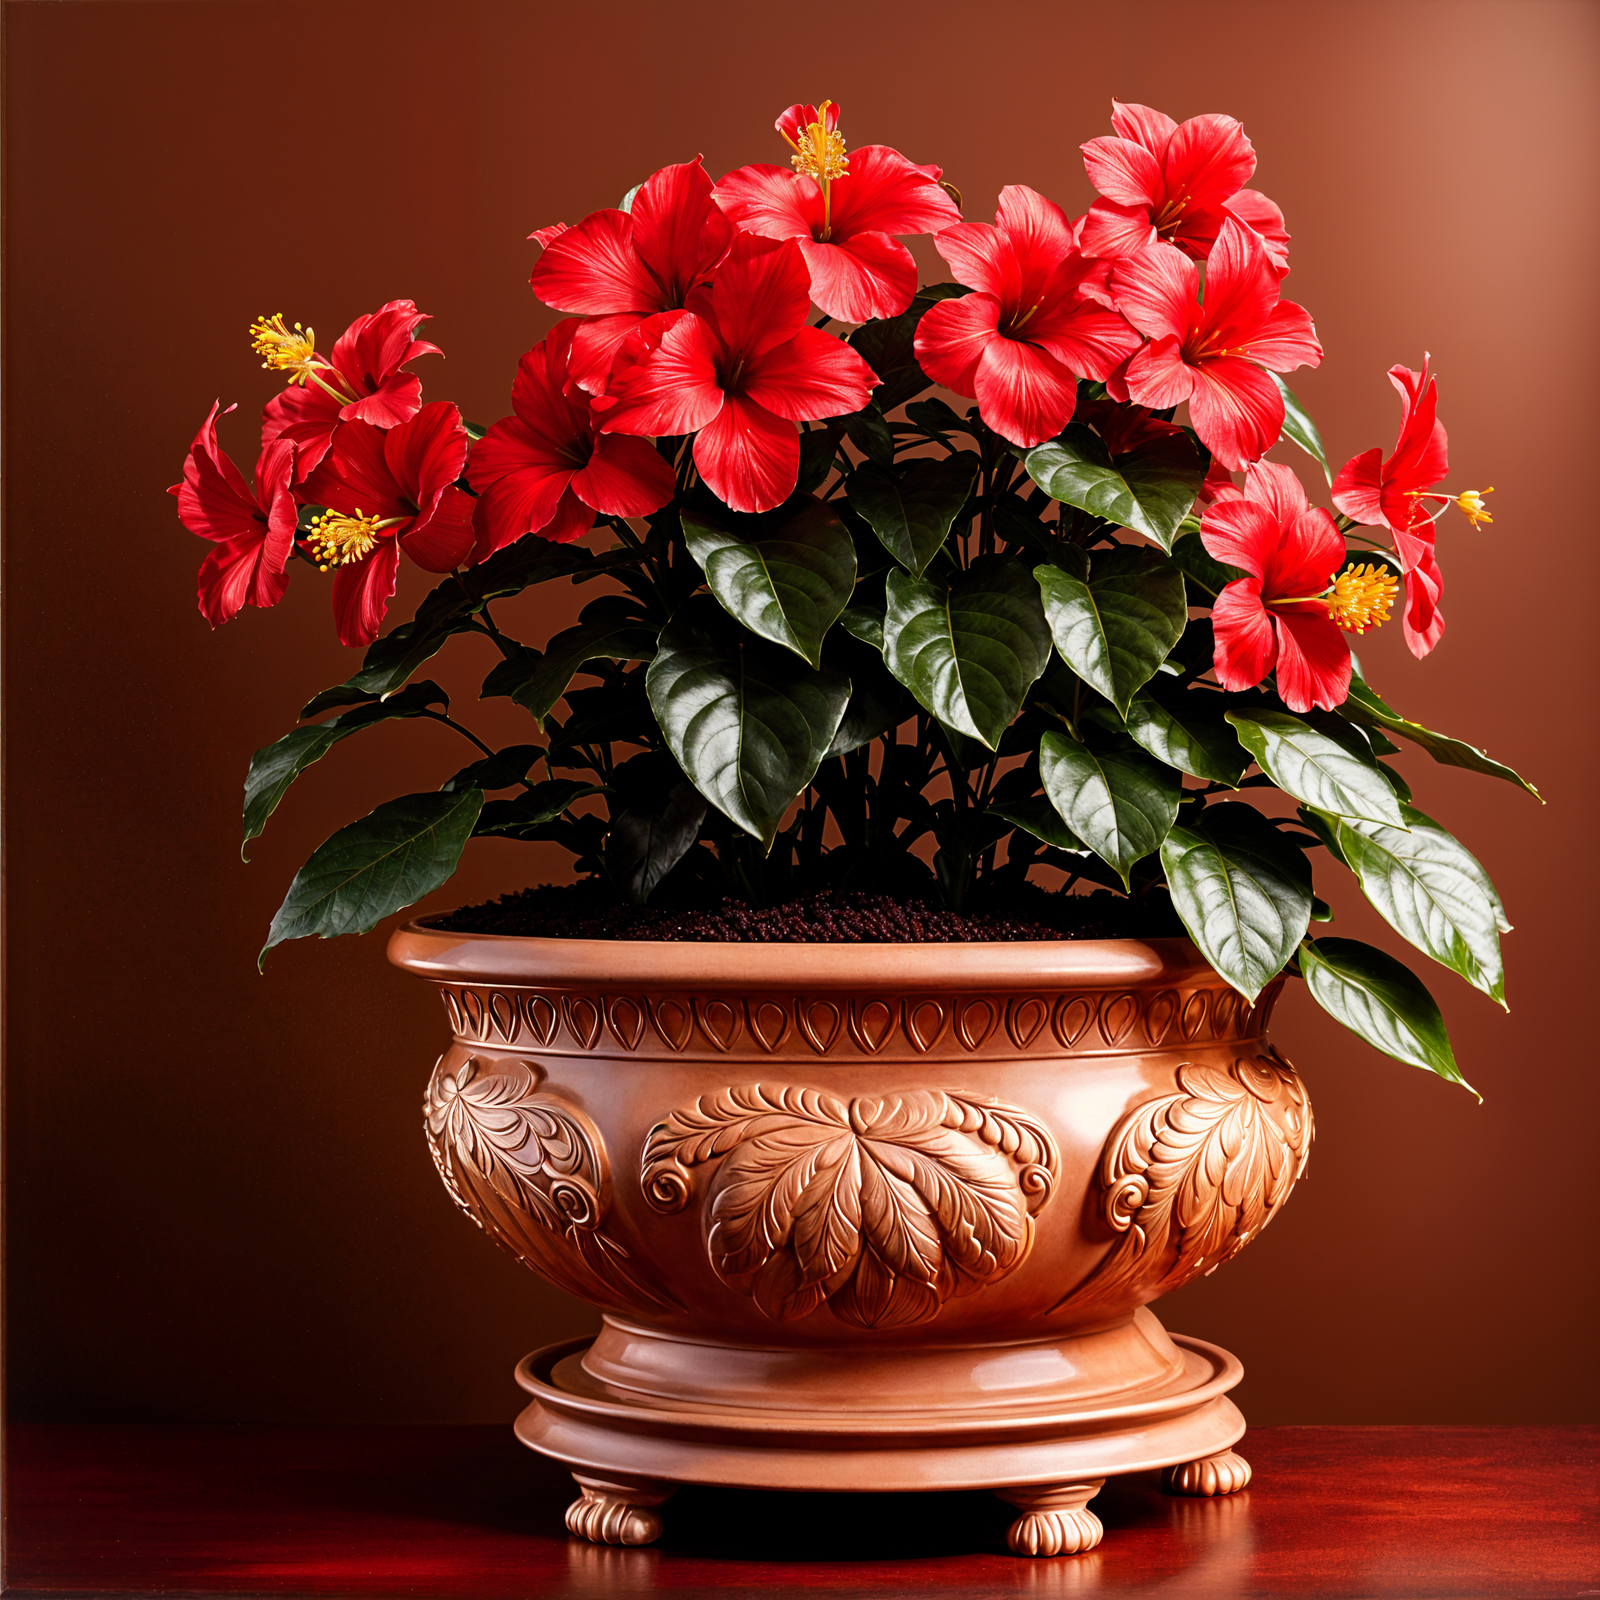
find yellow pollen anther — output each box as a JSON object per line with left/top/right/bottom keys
{"left": 784, "top": 101, "right": 848, "bottom": 184}
{"left": 304, "top": 510, "right": 390, "bottom": 571}
{"left": 1322, "top": 563, "right": 1398, "bottom": 634}
{"left": 249, "top": 312, "right": 319, "bottom": 384}
{"left": 1456, "top": 487, "right": 1494, "bottom": 528}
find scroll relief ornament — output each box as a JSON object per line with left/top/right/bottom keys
{"left": 426, "top": 1056, "right": 674, "bottom": 1312}
{"left": 1057, "top": 1050, "right": 1313, "bottom": 1315}
{"left": 641, "top": 1085, "right": 1059, "bottom": 1329}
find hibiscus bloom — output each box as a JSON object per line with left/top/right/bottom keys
{"left": 257, "top": 300, "right": 440, "bottom": 479}
{"left": 714, "top": 99, "right": 961, "bottom": 324}
{"left": 599, "top": 233, "right": 878, "bottom": 513}
{"left": 467, "top": 320, "right": 677, "bottom": 560}
{"left": 1330, "top": 357, "right": 1457, "bottom": 656}
{"left": 1199, "top": 461, "right": 1396, "bottom": 713}
{"left": 915, "top": 186, "right": 1142, "bottom": 448}
{"left": 170, "top": 402, "right": 298, "bottom": 627}
{"left": 1079, "top": 101, "right": 1289, "bottom": 272}
{"left": 301, "top": 401, "right": 476, "bottom": 647}
{"left": 529, "top": 157, "right": 733, "bottom": 394}
{"left": 1109, "top": 219, "right": 1321, "bottom": 471}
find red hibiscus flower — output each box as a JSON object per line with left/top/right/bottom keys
{"left": 467, "top": 320, "right": 677, "bottom": 561}
{"left": 1199, "top": 461, "right": 1397, "bottom": 713}
{"left": 599, "top": 233, "right": 878, "bottom": 514}
{"left": 257, "top": 300, "right": 440, "bottom": 480}
{"left": 714, "top": 99, "right": 961, "bottom": 324}
{"left": 1331, "top": 357, "right": 1452, "bottom": 656}
{"left": 170, "top": 402, "right": 298, "bottom": 627}
{"left": 529, "top": 157, "right": 734, "bottom": 395}
{"left": 301, "top": 401, "right": 476, "bottom": 647}
{"left": 915, "top": 186, "right": 1142, "bottom": 448}
{"left": 1079, "top": 101, "right": 1289, "bottom": 272}
{"left": 1109, "top": 220, "right": 1321, "bottom": 471}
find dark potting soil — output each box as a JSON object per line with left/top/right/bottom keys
{"left": 428, "top": 883, "right": 1183, "bottom": 943}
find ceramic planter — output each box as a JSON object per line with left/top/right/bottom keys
{"left": 389, "top": 924, "right": 1311, "bottom": 1557}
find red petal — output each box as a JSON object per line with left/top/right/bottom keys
{"left": 1163, "top": 114, "right": 1256, "bottom": 213}
{"left": 914, "top": 292, "right": 1000, "bottom": 396}
{"left": 570, "top": 432, "right": 676, "bottom": 516}
{"left": 1331, "top": 448, "right": 1386, "bottom": 525}
{"left": 1209, "top": 578, "right": 1278, "bottom": 691}
{"left": 1385, "top": 361, "right": 1449, "bottom": 489}
{"left": 1077, "top": 198, "right": 1157, "bottom": 260}
{"left": 1025, "top": 292, "right": 1141, "bottom": 382}
{"left": 973, "top": 336, "right": 1080, "bottom": 448}
{"left": 1402, "top": 549, "right": 1445, "bottom": 658}
{"left": 1197, "top": 219, "right": 1278, "bottom": 350}
{"left": 1262, "top": 506, "right": 1345, "bottom": 601}
{"left": 1081, "top": 135, "right": 1163, "bottom": 208}
{"left": 1109, "top": 240, "right": 1196, "bottom": 342}
{"left": 715, "top": 162, "right": 820, "bottom": 239}
{"left": 1243, "top": 460, "right": 1310, "bottom": 526}
{"left": 174, "top": 401, "right": 263, "bottom": 544}
{"left": 1109, "top": 101, "right": 1178, "bottom": 153}
{"left": 542, "top": 487, "right": 598, "bottom": 544}
{"left": 260, "top": 385, "right": 341, "bottom": 480}
{"left": 1122, "top": 335, "right": 1196, "bottom": 410}
{"left": 825, "top": 145, "right": 962, "bottom": 238}
{"left": 629, "top": 157, "right": 730, "bottom": 302}
{"left": 1186, "top": 357, "right": 1284, "bottom": 471}
{"left": 510, "top": 332, "right": 590, "bottom": 445}
{"left": 529, "top": 221, "right": 569, "bottom": 248}
{"left": 469, "top": 466, "right": 574, "bottom": 562}
{"left": 1200, "top": 497, "right": 1276, "bottom": 580}
{"left": 196, "top": 531, "right": 291, "bottom": 627}
{"left": 933, "top": 222, "right": 1013, "bottom": 299}
{"left": 567, "top": 313, "right": 651, "bottom": 395}
{"left": 742, "top": 324, "right": 880, "bottom": 421}
{"left": 599, "top": 312, "right": 725, "bottom": 437}
{"left": 705, "top": 233, "right": 811, "bottom": 361}
{"left": 797, "top": 232, "right": 918, "bottom": 323}
{"left": 1224, "top": 188, "right": 1290, "bottom": 274}
{"left": 302, "top": 420, "right": 407, "bottom": 520}
{"left": 400, "top": 484, "right": 476, "bottom": 572}
{"left": 776, "top": 100, "right": 838, "bottom": 145}
{"left": 994, "top": 184, "right": 1076, "bottom": 270}
{"left": 693, "top": 394, "right": 799, "bottom": 514}
{"left": 330, "top": 300, "right": 433, "bottom": 392}
{"left": 383, "top": 400, "right": 469, "bottom": 510}
{"left": 1240, "top": 296, "right": 1321, "bottom": 373}
{"left": 341, "top": 371, "right": 423, "bottom": 429}
{"left": 1273, "top": 607, "right": 1352, "bottom": 712}
{"left": 531, "top": 209, "right": 662, "bottom": 316}
{"left": 467, "top": 416, "right": 572, "bottom": 493}
{"left": 331, "top": 538, "right": 402, "bottom": 649}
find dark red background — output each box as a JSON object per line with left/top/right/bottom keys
{"left": 5, "top": 0, "right": 1596, "bottom": 1426}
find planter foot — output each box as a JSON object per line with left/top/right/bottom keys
{"left": 996, "top": 1481, "right": 1105, "bottom": 1556}
{"left": 1163, "top": 1449, "right": 1252, "bottom": 1497}
{"left": 564, "top": 1473, "right": 675, "bottom": 1546}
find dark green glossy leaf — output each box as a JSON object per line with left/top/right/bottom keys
{"left": 1298, "top": 937, "right": 1474, "bottom": 1095}
{"left": 824, "top": 637, "right": 911, "bottom": 758}
{"left": 883, "top": 555, "right": 1050, "bottom": 749}
{"left": 243, "top": 682, "right": 447, "bottom": 852}
{"left": 1270, "top": 374, "right": 1332, "bottom": 485}
{"left": 904, "top": 397, "right": 976, "bottom": 443}
{"left": 1170, "top": 527, "right": 1241, "bottom": 600}
{"left": 838, "top": 603, "right": 885, "bottom": 650}
{"left": 1160, "top": 812, "right": 1312, "bottom": 1001}
{"left": 607, "top": 778, "right": 706, "bottom": 903}
{"left": 440, "top": 744, "right": 543, "bottom": 794}
{"left": 1338, "top": 671, "right": 1542, "bottom": 800}
{"left": 474, "top": 779, "right": 604, "bottom": 838}
{"left": 796, "top": 427, "right": 840, "bottom": 494}
{"left": 514, "top": 600, "right": 660, "bottom": 725}
{"left": 1040, "top": 730, "right": 1179, "bottom": 887}
{"left": 847, "top": 454, "right": 978, "bottom": 577}
{"left": 988, "top": 797, "right": 1086, "bottom": 852}
{"left": 645, "top": 600, "right": 851, "bottom": 848}
{"left": 1124, "top": 690, "right": 1247, "bottom": 786}
{"left": 1227, "top": 710, "right": 1407, "bottom": 827}
{"left": 1334, "top": 806, "right": 1506, "bottom": 1003}
{"left": 260, "top": 789, "right": 483, "bottom": 967}
{"left": 1034, "top": 548, "right": 1187, "bottom": 716}
{"left": 683, "top": 499, "right": 856, "bottom": 667}
{"left": 1023, "top": 423, "right": 1205, "bottom": 551}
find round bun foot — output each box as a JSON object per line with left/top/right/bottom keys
{"left": 996, "top": 1481, "right": 1105, "bottom": 1556}
{"left": 1163, "top": 1448, "right": 1252, "bottom": 1497}
{"left": 565, "top": 1473, "right": 675, "bottom": 1545}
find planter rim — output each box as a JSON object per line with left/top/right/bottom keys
{"left": 389, "top": 918, "right": 1218, "bottom": 992}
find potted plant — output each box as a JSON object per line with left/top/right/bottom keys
{"left": 172, "top": 99, "right": 1532, "bottom": 1558}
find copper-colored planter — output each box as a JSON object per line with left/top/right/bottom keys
{"left": 389, "top": 925, "right": 1311, "bottom": 1557}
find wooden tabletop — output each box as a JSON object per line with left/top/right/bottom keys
{"left": 4, "top": 1424, "right": 1595, "bottom": 1597}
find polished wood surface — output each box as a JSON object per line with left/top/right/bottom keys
{"left": 5, "top": 1424, "right": 1595, "bottom": 1597}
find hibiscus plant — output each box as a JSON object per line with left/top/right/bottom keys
{"left": 173, "top": 99, "right": 1533, "bottom": 1092}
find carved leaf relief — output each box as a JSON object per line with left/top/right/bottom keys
{"left": 641, "top": 1086, "right": 1058, "bottom": 1328}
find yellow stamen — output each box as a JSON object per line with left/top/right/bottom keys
{"left": 1322, "top": 563, "right": 1398, "bottom": 634}
{"left": 304, "top": 510, "right": 397, "bottom": 571}
{"left": 1456, "top": 487, "right": 1494, "bottom": 528}
{"left": 249, "top": 312, "right": 319, "bottom": 385}
{"left": 781, "top": 100, "right": 847, "bottom": 239}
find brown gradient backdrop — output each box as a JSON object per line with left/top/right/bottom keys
{"left": 6, "top": 0, "right": 1598, "bottom": 1426}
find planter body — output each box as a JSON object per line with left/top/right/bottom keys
{"left": 389, "top": 926, "right": 1311, "bottom": 1554}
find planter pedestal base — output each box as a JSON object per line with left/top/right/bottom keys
{"left": 515, "top": 1307, "right": 1250, "bottom": 1556}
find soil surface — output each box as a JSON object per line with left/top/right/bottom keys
{"left": 428, "top": 884, "right": 1183, "bottom": 943}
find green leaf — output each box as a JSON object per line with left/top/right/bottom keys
{"left": 1298, "top": 937, "right": 1475, "bottom": 1096}
{"left": 841, "top": 405, "right": 896, "bottom": 468}
{"left": 838, "top": 603, "right": 885, "bottom": 650}
{"left": 883, "top": 555, "right": 1051, "bottom": 749}
{"left": 1034, "top": 548, "right": 1187, "bottom": 717}
{"left": 988, "top": 797, "right": 1086, "bottom": 852}
{"left": 904, "top": 397, "right": 976, "bottom": 443}
{"left": 1160, "top": 813, "right": 1313, "bottom": 1001}
{"left": 1039, "top": 730, "right": 1179, "bottom": 887}
{"left": 1227, "top": 709, "right": 1407, "bottom": 827}
{"left": 1170, "top": 527, "right": 1241, "bottom": 600}
{"left": 1023, "top": 423, "right": 1205, "bottom": 551}
{"left": 796, "top": 427, "right": 840, "bottom": 494}
{"left": 260, "top": 789, "right": 483, "bottom": 967}
{"left": 243, "top": 682, "right": 448, "bottom": 853}
{"left": 474, "top": 779, "right": 603, "bottom": 838}
{"left": 607, "top": 778, "right": 707, "bottom": 903}
{"left": 846, "top": 454, "right": 978, "bottom": 577}
{"left": 1124, "top": 689, "right": 1248, "bottom": 786}
{"left": 824, "top": 636, "right": 911, "bottom": 758}
{"left": 1334, "top": 807, "right": 1507, "bottom": 1003}
{"left": 645, "top": 600, "right": 851, "bottom": 848}
{"left": 440, "top": 744, "right": 542, "bottom": 794}
{"left": 1338, "top": 671, "right": 1542, "bottom": 800}
{"left": 513, "top": 600, "right": 660, "bottom": 724}
{"left": 682, "top": 498, "right": 856, "bottom": 668}
{"left": 1269, "top": 374, "right": 1332, "bottom": 485}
